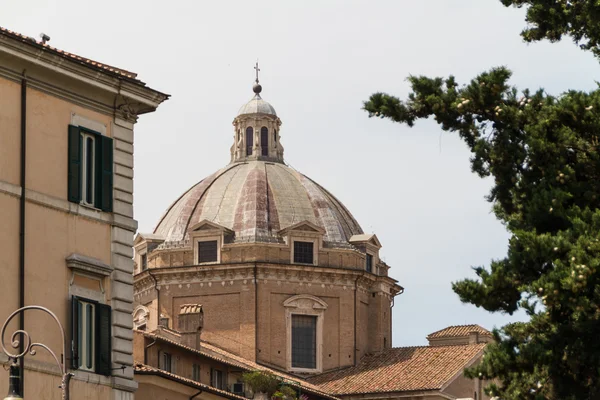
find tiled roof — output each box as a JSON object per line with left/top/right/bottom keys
{"left": 134, "top": 362, "right": 248, "bottom": 400}
{"left": 0, "top": 26, "right": 141, "bottom": 82}
{"left": 138, "top": 331, "right": 339, "bottom": 400}
{"left": 308, "top": 344, "right": 486, "bottom": 395}
{"left": 427, "top": 324, "right": 492, "bottom": 339}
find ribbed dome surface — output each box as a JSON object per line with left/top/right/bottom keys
{"left": 153, "top": 161, "right": 363, "bottom": 246}
{"left": 237, "top": 94, "right": 277, "bottom": 116}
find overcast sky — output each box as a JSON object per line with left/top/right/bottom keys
{"left": 4, "top": 0, "right": 599, "bottom": 346}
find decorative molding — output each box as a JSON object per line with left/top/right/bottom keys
{"left": 66, "top": 253, "right": 112, "bottom": 276}
{"left": 0, "top": 179, "right": 137, "bottom": 232}
{"left": 283, "top": 294, "right": 328, "bottom": 310}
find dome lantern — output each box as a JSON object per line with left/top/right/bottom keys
{"left": 231, "top": 63, "right": 284, "bottom": 164}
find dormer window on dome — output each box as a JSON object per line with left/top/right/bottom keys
{"left": 231, "top": 63, "right": 284, "bottom": 164}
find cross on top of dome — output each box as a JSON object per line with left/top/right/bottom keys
{"left": 253, "top": 61, "right": 262, "bottom": 94}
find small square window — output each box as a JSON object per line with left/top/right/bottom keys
{"left": 141, "top": 253, "right": 148, "bottom": 271}
{"left": 366, "top": 254, "right": 373, "bottom": 273}
{"left": 293, "top": 241, "right": 314, "bottom": 264}
{"left": 198, "top": 240, "right": 218, "bottom": 263}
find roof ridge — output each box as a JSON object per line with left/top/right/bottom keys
{"left": 0, "top": 25, "right": 140, "bottom": 81}
{"left": 426, "top": 324, "right": 492, "bottom": 339}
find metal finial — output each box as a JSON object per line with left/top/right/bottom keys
{"left": 253, "top": 61, "right": 262, "bottom": 94}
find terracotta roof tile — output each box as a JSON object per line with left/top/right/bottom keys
{"left": 138, "top": 331, "right": 338, "bottom": 400}
{"left": 427, "top": 324, "right": 492, "bottom": 339}
{"left": 134, "top": 362, "right": 247, "bottom": 400}
{"left": 308, "top": 344, "right": 486, "bottom": 395}
{"left": 0, "top": 26, "right": 140, "bottom": 82}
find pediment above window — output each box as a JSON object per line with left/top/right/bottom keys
{"left": 349, "top": 233, "right": 382, "bottom": 249}
{"left": 188, "top": 219, "right": 234, "bottom": 235}
{"left": 279, "top": 220, "right": 325, "bottom": 236}
{"left": 134, "top": 233, "right": 165, "bottom": 246}
{"left": 283, "top": 294, "right": 328, "bottom": 310}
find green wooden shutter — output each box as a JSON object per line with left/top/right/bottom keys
{"left": 95, "top": 303, "right": 112, "bottom": 376}
{"left": 71, "top": 297, "right": 80, "bottom": 369}
{"left": 67, "top": 125, "right": 82, "bottom": 203}
{"left": 95, "top": 135, "right": 113, "bottom": 212}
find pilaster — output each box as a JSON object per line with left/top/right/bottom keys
{"left": 110, "top": 121, "right": 136, "bottom": 385}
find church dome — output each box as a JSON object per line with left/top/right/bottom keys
{"left": 237, "top": 93, "right": 277, "bottom": 117}
{"left": 153, "top": 161, "right": 363, "bottom": 247}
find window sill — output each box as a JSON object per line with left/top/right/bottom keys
{"left": 67, "top": 253, "right": 113, "bottom": 276}
{"left": 289, "top": 366, "right": 320, "bottom": 374}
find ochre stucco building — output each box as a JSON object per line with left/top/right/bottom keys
{"left": 0, "top": 26, "right": 167, "bottom": 399}
{"left": 132, "top": 74, "right": 493, "bottom": 400}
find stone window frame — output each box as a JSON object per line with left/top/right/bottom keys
{"left": 133, "top": 305, "right": 150, "bottom": 330}
{"left": 192, "top": 234, "right": 222, "bottom": 265}
{"left": 69, "top": 113, "right": 108, "bottom": 211}
{"left": 284, "top": 294, "right": 328, "bottom": 374}
{"left": 290, "top": 236, "right": 319, "bottom": 266}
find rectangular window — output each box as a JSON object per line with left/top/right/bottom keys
{"left": 293, "top": 241, "right": 314, "bottom": 264}
{"left": 68, "top": 125, "right": 113, "bottom": 212}
{"left": 366, "top": 253, "right": 373, "bottom": 273}
{"left": 198, "top": 240, "right": 218, "bottom": 263}
{"left": 291, "top": 315, "right": 317, "bottom": 369}
{"left": 211, "top": 368, "right": 224, "bottom": 389}
{"left": 160, "top": 352, "right": 172, "bottom": 373}
{"left": 141, "top": 253, "right": 148, "bottom": 271}
{"left": 192, "top": 364, "right": 200, "bottom": 381}
{"left": 71, "top": 296, "right": 111, "bottom": 375}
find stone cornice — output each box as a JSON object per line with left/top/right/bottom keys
{"left": 134, "top": 263, "right": 402, "bottom": 300}
{"left": 0, "top": 37, "right": 168, "bottom": 120}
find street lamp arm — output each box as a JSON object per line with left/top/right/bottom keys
{"left": 1, "top": 305, "right": 73, "bottom": 400}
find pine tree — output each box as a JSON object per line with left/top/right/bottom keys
{"left": 363, "top": 3, "right": 600, "bottom": 399}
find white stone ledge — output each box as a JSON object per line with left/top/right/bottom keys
{"left": 67, "top": 253, "right": 113, "bottom": 276}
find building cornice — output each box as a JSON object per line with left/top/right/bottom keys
{"left": 134, "top": 263, "right": 402, "bottom": 301}
{"left": 0, "top": 35, "right": 168, "bottom": 120}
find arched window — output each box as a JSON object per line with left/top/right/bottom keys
{"left": 274, "top": 130, "right": 277, "bottom": 142}
{"left": 261, "top": 127, "right": 269, "bottom": 156}
{"left": 246, "top": 127, "right": 253, "bottom": 156}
